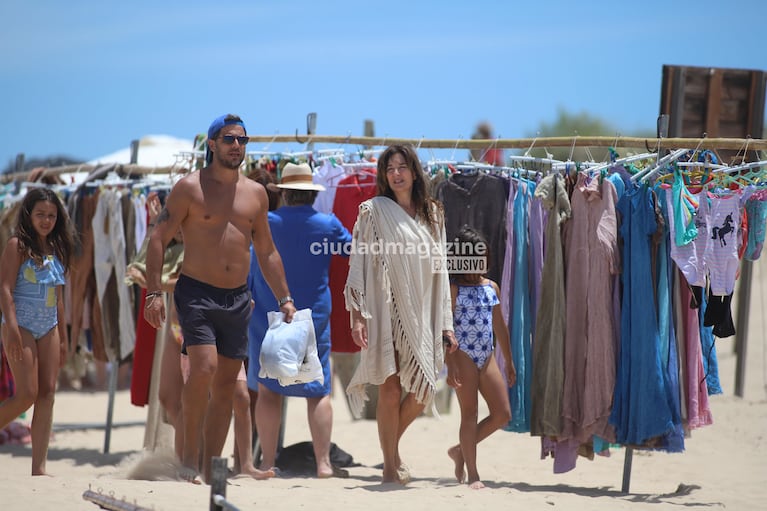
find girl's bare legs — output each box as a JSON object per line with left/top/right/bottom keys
{"left": 30, "top": 328, "right": 60, "bottom": 476}
{"left": 233, "top": 378, "right": 274, "bottom": 479}
{"left": 307, "top": 395, "right": 333, "bottom": 478}
{"left": 449, "top": 352, "right": 511, "bottom": 489}
{"left": 451, "top": 350, "right": 480, "bottom": 485}
{"left": 254, "top": 384, "right": 283, "bottom": 471}
{"left": 0, "top": 325, "right": 55, "bottom": 476}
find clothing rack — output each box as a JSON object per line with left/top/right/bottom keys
{"left": 286, "top": 132, "right": 759, "bottom": 493}
{"left": 243, "top": 134, "right": 767, "bottom": 151}
{"left": 6, "top": 135, "right": 763, "bottom": 185}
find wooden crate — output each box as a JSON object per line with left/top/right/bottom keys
{"left": 660, "top": 64, "right": 766, "bottom": 163}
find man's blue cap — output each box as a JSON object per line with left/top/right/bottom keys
{"left": 207, "top": 114, "right": 247, "bottom": 140}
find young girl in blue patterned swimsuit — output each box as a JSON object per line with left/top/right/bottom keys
{"left": 446, "top": 227, "right": 516, "bottom": 489}
{"left": 0, "top": 188, "right": 74, "bottom": 476}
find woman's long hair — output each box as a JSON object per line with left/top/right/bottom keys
{"left": 15, "top": 188, "right": 75, "bottom": 270}
{"left": 376, "top": 144, "right": 441, "bottom": 236}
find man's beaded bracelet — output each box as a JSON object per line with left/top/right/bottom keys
{"left": 144, "top": 291, "right": 162, "bottom": 308}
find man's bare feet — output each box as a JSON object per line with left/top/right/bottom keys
{"left": 448, "top": 445, "right": 465, "bottom": 483}
{"left": 178, "top": 466, "right": 202, "bottom": 485}
{"left": 468, "top": 480, "right": 486, "bottom": 490}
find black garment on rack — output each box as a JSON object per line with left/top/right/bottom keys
{"left": 433, "top": 172, "right": 509, "bottom": 283}
{"left": 703, "top": 290, "right": 736, "bottom": 338}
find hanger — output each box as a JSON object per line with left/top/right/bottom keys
{"left": 360, "top": 148, "right": 383, "bottom": 160}
{"left": 507, "top": 154, "right": 563, "bottom": 167}
{"left": 713, "top": 159, "right": 767, "bottom": 187}
{"left": 567, "top": 132, "right": 578, "bottom": 164}
{"left": 477, "top": 135, "right": 501, "bottom": 165}
{"left": 341, "top": 161, "right": 377, "bottom": 174}
{"left": 315, "top": 148, "right": 347, "bottom": 166}
{"left": 633, "top": 148, "right": 689, "bottom": 183}
{"left": 584, "top": 151, "right": 658, "bottom": 176}
{"left": 450, "top": 136, "right": 463, "bottom": 162}
{"left": 718, "top": 160, "right": 767, "bottom": 175}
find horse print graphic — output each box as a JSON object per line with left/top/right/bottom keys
{"left": 711, "top": 213, "right": 734, "bottom": 247}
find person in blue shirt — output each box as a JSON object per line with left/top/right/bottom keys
{"left": 247, "top": 162, "right": 352, "bottom": 478}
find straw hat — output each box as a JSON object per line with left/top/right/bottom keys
{"left": 274, "top": 162, "right": 325, "bottom": 191}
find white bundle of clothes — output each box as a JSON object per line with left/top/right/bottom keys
{"left": 258, "top": 308, "right": 323, "bottom": 386}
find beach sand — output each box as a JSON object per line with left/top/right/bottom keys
{"left": 2, "top": 262, "right": 766, "bottom": 510}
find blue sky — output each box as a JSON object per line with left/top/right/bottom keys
{"left": 2, "top": 0, "right": 766, "bottom": 169}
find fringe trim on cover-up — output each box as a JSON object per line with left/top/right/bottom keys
{"left": 344, "top": 198, "right": 444, "bottom": 418}
{"left": 390, "top": 294, "right": 435, "bottom": 411}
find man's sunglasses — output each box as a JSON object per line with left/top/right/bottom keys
{"left": 218, "top": 135, "right": 249, "bottom": 145}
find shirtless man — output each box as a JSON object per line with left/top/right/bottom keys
{"left": 144, "top": 114, "right": 296, "bottom": 484}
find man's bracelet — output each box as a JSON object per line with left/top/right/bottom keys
{"left": 145, "top": 291, "right": 162, "bottom": 309}
{"left": 278, "top": 295, "right": 294, "bottom": 307}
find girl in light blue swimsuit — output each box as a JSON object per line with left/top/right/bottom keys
{"left": 0, "top": 187, "right": 74, "bottom": 476}
{"left": 446, "top": 226, "right": 516, "bottom": 490}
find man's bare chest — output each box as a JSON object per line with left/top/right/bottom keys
{"left": 189, "top": 192, "right": 255, "bottom": 229}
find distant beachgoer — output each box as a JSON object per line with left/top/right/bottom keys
{"left": 470, "top": 122, "right": 504, "bottom": 166}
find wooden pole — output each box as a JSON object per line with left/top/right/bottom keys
{"left": 735, "top": 260, "right": 753, "bottom": 397}
{"left": 14, "top": 153, "right": 25, "bottom": 174}
{"left": 209, "top": 457, "right": 229, "bottom": 511}
{"left": 363, "top": 119, "right": 375, "bottom": 150}
{"left": 306, "top": 113, "right": 317, "bottom": 153}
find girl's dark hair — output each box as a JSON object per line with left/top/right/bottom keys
{"left": 245, "top": 166, "right": 281, "bottom": 211}
{"left": 376, "top": 144, "right": 440, "bottom": 236}
{"left": 453, "top": 225, "right": 490, "bottom": 279}
{"left": 15, "top": 188, "right": 75, "bottom": 270}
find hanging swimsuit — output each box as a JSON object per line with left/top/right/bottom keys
{"left": 3, "top": 255, "right": 66, "bottom": 340}
{"left": 704, "top": 191, "right": 741, "bottom": 295}
{"left": 745, "top": 189, "right": 767, "bottom": 261}
{"left": 667, "top": 189, "right": 708, "bottom": 287}
{"left": 453, "top": 282, "right": 499, "bottom": 369}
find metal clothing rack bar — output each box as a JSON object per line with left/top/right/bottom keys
{"left": 243, "top": 134, "right": 767, "bottom": 151}
{"left": 0, "top": 162, "right": 186, "bottom": 184}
